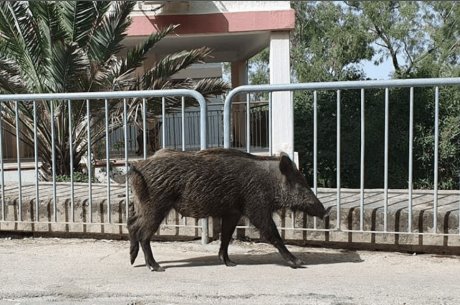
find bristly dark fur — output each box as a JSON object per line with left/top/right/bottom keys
{"left": 125, "top": 148, "right": 327, "bottom": 272}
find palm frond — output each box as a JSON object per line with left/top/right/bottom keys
{"left": 88, "top": 1, "right": 135, "bottom": 63}
{"left": 58, "top": 2, "right": 109, "bottom": 47}
{"left": 0, "top": 55, "right": 27, "bottom": 93}
{"left": 120, "top": 24, "right": 178, "bottom": 76}
{"left": 29, "top": 1, "right": 67, "bottom": 43}
{"left": 140, "top": 47, "right": 213, "bottom": 89}
{"left": 193, "top": 78, "right": 230, "bottom": 97}
{"left": 48, "top": 42, "right": 90, "bottom": 92}
{"left": 0, "top": 2, "right": 48, "bottom": 92}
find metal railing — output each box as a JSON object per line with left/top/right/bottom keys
{"left": 88, "top": 102, "right": 268, "bottom": 156}
{"left": 0, "top": 89, "right": 209, "bottom": 243}
{"left": 1, "top": 78, "right": 459, "bottom": 244}
{"left": 224, "top": 78, "right": 460, "bottom": 236}
{"left": 158, "top": 101, "right": 269, "bottom": 151}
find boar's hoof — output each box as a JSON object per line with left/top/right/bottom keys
{"left": 219, "top": 253, "right": 237, "bottom": 267}
{"left": 224, "top": 259, "right": 237, "bottom": 267}
{"left": 288, "top": 258, "right": 306, "bottom": 269}
{"left": 130, "top": 246, "right": 140, "bottom": 265}
{"left": 147, "top": 263, "right": 165, "bottom": 272}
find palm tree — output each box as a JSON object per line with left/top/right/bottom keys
{"left": 0, "top": 1, "right": 228, "bottom": 178}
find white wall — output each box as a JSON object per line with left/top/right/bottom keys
{"left": 134, "top": 1, "right": 291, "bottom": 15}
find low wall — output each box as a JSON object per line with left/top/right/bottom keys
{"left": 1, "top": 186, "right": 459, "bottom": 255}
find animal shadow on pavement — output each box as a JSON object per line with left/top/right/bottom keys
{"left": 134, "top": 250, "right": 363, "bottom": 270}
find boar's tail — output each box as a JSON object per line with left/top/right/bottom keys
{"left": 111, "top": 173, "right": 127, "bottom": 184}
{"left": 110, "top": 163, "right": 137, "bottom": 184}
{"left": 110, "top": 163, "right": 132, "bottom": 184}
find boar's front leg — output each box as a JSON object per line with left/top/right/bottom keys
{"left": 249, "top": 215, "right": 304, "bottom": 268}
{"left": 218, "top": 212, "right": 241, "bottom": 267}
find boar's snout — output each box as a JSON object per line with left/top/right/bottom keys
{"left": 311, "top": 196, "right": 328, "bottom": 219}
{"left": 302, "top": 189, "right": 327, "bottom": 219}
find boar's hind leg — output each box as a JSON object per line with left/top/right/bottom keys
{"left": 140, "top": 239, "right": 164, "bottom": 272}
{"left": 138, "top": 213, "right": 168, "bottom": 272}
{"left": 127, "top": 215, "right": 140, "bottom": 265}
{"left": 218, "top": 212, "right": 241, "bottom": 267}
{"left": 250, "top": 217, "right": 304, "bottom": 268}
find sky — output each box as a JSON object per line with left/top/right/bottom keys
{"left": 361, "top": 59, "right": 394, "bottom": 80}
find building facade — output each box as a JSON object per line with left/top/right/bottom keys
{"left": 126, "top": 1, "right": 295, "bottom": 155}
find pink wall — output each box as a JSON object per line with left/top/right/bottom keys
{"left": 127, "top": 10, "right": 295, "bottom": 36}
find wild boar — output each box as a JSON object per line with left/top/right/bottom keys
{"left": 124, "top": 148, "right": 327, "bottom": 272}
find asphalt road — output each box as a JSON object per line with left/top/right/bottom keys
{"left": 0, "top": 237, "right": 459, "bottom": 305}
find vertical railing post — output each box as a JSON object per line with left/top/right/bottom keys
{"left": 162, "top": 98, "right": 166, "bottom": 149}
{"left": 196, "top": 91, "right": 208, "bottom": 244}
{"left": 86, "top": 99, "right": 92, "bottom": 223}
{"left": 105, "top": 99, "right": 111, "bottom": 223}
{"left": 15, "top": 101, "right": 22, "bottom": 221}
{"left": 246, "top": 93, "right": 251, "bottom": 153}
{"left": 181, "top": 97, "right": 186, "bottom": 151}
{"left": 268, "top": 92, "right": 273, "bottom": 156}
{"left": 50, "top": 100, "right": 57, "bottom": 222}
{"left": 313, "top": 90, "right": 318, "bottom": 229}
{"left": 0, "top": 103, "right": 4, "bottom": 221}
{"left": 123, "top": 98, "right": 129, "bottom": 221}
{"left": 336, "top": 90, "right": 341, "bottom": 230}
{"left": 383, "top": 88, "right": 389, "bottom": 232}
{"left": 433, "top": 87, "right": 439, "bottom": 233}
{"left": 408, "top": 88, "right": 414, "bottom": 232}
{"left": 142, "top": 98, "right": 147, "bottom": 159}
{"left": 33, "top": 101, "right": 39, "bottom": 222}
{"left": 68, "top": 100, "right": 75, "bottom": 222}
{"left": 360, "top": 89, "right": 365, "bottom": 231}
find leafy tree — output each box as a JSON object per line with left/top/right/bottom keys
{"left": 345, "top": 1, "right": 459, "bottom": 78}
{"left": 248, "top": 48, "right": 269, "bottom": 85}
{"left": 290, "top": 2, "right": 374, "bottom": 187}
{"left": 343, "top": 1, "right": 460, "bottom": 189}
{"left": 291, "top": 1, "right": 374, "bottom": 82}
{"left": 0, "top": 1, "right": 228, "bottom": 178}
{"left": 291, "top": 1, "right": 460, "bottom": 190}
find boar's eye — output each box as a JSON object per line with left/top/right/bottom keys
{"left": 295, "top": 182, "right": 309, "bottom": 192}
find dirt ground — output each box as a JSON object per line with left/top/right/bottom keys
{"left": 0, "top": 237, "right": 459, "bottom": 305}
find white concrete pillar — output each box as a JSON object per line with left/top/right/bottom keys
{"left": 270, "top": 31, "right": 293, "bottom": 157}
{"left": 231, "top": 60, "right": 248, "bottom": 89}
{"left": 231, "top": 60, "right": 248, "bottom": 148}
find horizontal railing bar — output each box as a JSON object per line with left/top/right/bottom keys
{"left": 226, "top": 78, "right": 460, "bottom": 97}
{"left": 0, "top": 89, "right": 205, "bottom": 102}
{"left": 0, "top": 219, "right": 456, "bottom": 237}
{"left": 235, "top": 225, "right": 459, "bottom": 236}
{"left": 0, "top": 220, "right": 204, "bottom": 229}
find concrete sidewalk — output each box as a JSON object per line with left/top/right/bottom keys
{"left": 0, "top": 238, "right": 459, "bottom": 305}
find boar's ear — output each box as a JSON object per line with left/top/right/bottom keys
{"left": 279, "top": 153, "right": 294, "bottom": 176}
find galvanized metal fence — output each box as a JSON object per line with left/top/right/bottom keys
{"left": 224, "top": 78, "right": 460, "bottom": 237}
{"left": 158, "top": 101, "right": 269, "bottom": 151}
{"left": 0, "top": 89, "right": 209, "bottom": 243}
{"left": 1, "top": 78, "right": 460, "bottom": 246}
